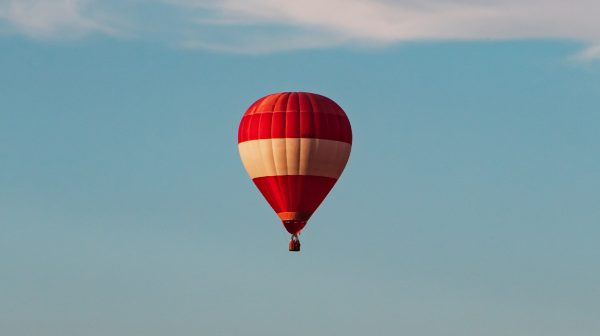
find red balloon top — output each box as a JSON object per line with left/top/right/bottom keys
{"left": 237, "top": 92, "right": 352, "bottom": 144}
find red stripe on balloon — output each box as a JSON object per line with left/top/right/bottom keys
{"left": 252, "top": 175, "right": 338, "bottom": 218}
{"left": 238, "top": 92, "right": 352, "bottom": 144}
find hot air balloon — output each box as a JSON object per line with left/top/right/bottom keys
{"left": 238, "top": 92, "right": 352, "bottom": 251}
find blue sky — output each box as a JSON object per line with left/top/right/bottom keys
{"left": 1, "top": 1, "right": 600, "bottom": 336}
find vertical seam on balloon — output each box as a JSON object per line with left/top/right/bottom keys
{"left": 309, "top": 93, "right": 321, "bottom": 156}
{"left": 290, "top": 93, "right": 302, "bottom": 175}
{"left": 256, "top": 100, "right": 266, "bottom": 178}
{"left": 333, "top": 102, "right": 342, "bottom": 176}
{"left": 293, "top": 94, "right": 300, "bottom": 210}
{"left": 269, "top": 96, "right": 279, "bottom": 211}
{"left": 272, "top": 93, "right": 285, "bottom": 213}
{"left": 283, "top": 93, "right": 292, "bottom": 213}
{"left": 332, "top": 99, "right": 342, "bottom": 144}
{"left": 295, "top": 93, "right": 302, "bottom": 193}
{"left": 303, "top": 93, "right": 317, "bottom": 214}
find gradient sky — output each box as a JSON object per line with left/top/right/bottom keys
{"left": 1, "top": 1, "right": 600, "bottom": 336}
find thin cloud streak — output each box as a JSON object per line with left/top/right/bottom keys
{"left": 0, "top": 0, "right": 599, "bottom": 58}
{"left": 170, "top": 0, "right": 600, "bottom": 56}
{"left": 0, "top": 0, "right": 117, "bottom": 39}
{"left": 574, "top": 44, "right": 600, "bottom": 61}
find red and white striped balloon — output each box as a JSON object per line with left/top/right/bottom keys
{"left": 238, "top": 92, "right": 352, "bottom": 238}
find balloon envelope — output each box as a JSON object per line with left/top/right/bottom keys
{"left": 238, "top": 92, "right": 352, "bottom": 234}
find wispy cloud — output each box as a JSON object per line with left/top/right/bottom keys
{"left": 573, "top": 44, "right": 600, "bottom": 61}
{"left": 0, "top": 0, "right": 117, "bottom": 39}
{"left": 1, "top": 0, "right": 600, "bottom": 58}
{"left": 172, "top": 0, "right": 600, "bottom": 55}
